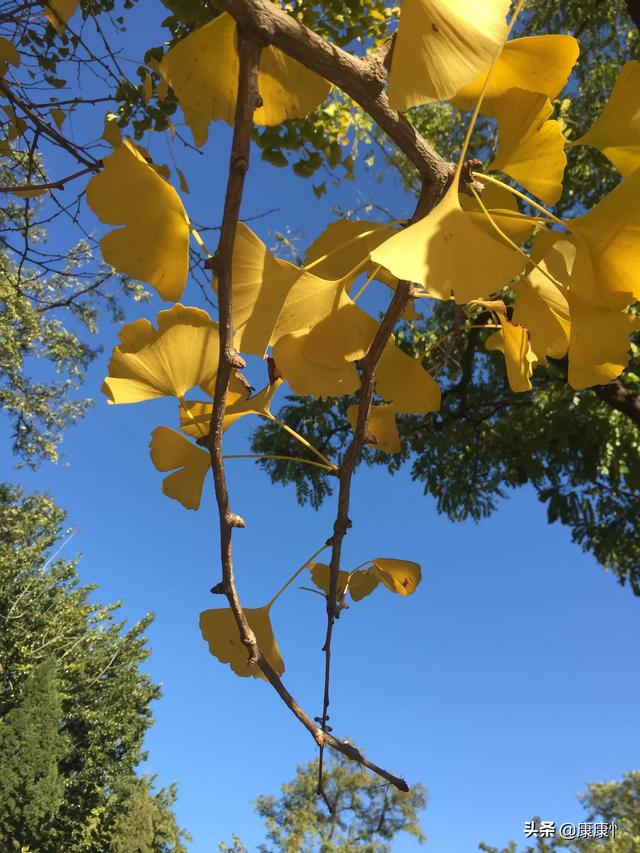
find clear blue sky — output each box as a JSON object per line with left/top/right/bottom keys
{"left": 2, "top": 3, "right": 639, "bottom": 851}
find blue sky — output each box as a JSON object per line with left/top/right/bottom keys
{"left": 2, "top": 3, "right": 640, "bottom": 850}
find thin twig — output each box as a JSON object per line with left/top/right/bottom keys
{"left": 207, "top": 25, "right": 410, "bottom": 794}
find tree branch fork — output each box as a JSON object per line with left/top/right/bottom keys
{"left": 206, "top": 19, "right": 432, "bottom": 795}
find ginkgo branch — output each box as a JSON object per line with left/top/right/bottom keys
{"left": 207, "top": 25, "right": 410, "bottom": 794}
{"left": 0, "top": 80, "right": 101, "bottom": 171}
{"left": 217, "top": 0, "right": 454, "bottom": 209}
{"left": 207, "top": 30, "right": 263, "bottom": 656}
{"left": 0, "top": 164, "right": 98, "bottom": 194}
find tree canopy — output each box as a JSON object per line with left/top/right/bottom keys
{"left": 219, "top": 753, "right": 427, "bottom": 852}
{"left": 1, "top": 0, "right": 639, "bottom": 811}
{"left": 0, "top": 483, "right": 189, "bottom": 850}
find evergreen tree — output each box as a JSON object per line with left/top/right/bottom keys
{"left": 0, "top": 483, "right": 190, "bottom": 851}
{"left": 0, "top": 659, "right": 65, "bottom": 848}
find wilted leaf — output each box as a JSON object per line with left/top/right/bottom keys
{"left": 200, "top": 605, "right": 284, "bottom": 679}
{"left": 308, "top": 562, "right": 350, "bottom": 598}
{"left": 388, "top": 0, "right": 510, "bottom": 109}
{"left": 49, "top": 107, "right": 66, "bottom": 129}
{"left": 0, "top": 38, "right": 19, "bottom": 77}
{"left": 86, "top": 140, "right": 191, "bottom": 301}
{"left": 512, "top": 244, "right": 570, "bottom": 362}
{"left": 371, "top": 557, "right": 422, "bottom": 596}
{"left": 485, "top": 314, "right": 537, "bottom": 392}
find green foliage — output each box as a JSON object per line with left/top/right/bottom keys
{"left": 0, "top": 483, "right": 189, "bottom": 851}
{"left": 250, "top": 0, "right": 640, "bottom": 594}
{"left": 0, "top": 153, "right": 148, "bottom": 466}
{"left": 254, "top": 302, "right": 640, "bottom": 591}
{"left": 0, "top": 659, "right": 66, "bottom": 848}
{"left": 221, "top": 753, "right": 427, "bottom": 852}
{"left": 480, "top": 772, "right": 640, "bottom": 852}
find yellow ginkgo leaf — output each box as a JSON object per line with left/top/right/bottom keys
{"left": 272, "top": 332, "right": 360, "bottom": 398}
{"left": 43, "top": 0, "right": 79, "bottom": 32}
{"left": 452, "top": 35, "right": 580, "bottom": 114}
{"left": 86, "top": 140, "right": 191, "bottom": 301}
{"left": 372, "top": 558, "right": 422, "bottom": 596}
{"left": 0, "top": 37, "right": 19, "bottom": 77}
{"left": 545, "top": 238, "right": 640, "bottom": 389}
{"left": 346, "top": 403, "right": 401, "bottom": 454}
{"left": 8, "top": 187, "right": 49, "bottom": 198}
{"left": 512, "top": 253, "right": 570, "bottom": 362}
{"left": 103, "top": 305, "right": 220, "bottom": 404}
{"left": 308, "top": 562, "right": 350, "bottom": 598}
{"left": 304, "top": 220, "right": 398, "bottom": 283}
{"left": 568, "top": 290, "right": 640, "bottom": 390}
{"left": 304, "top": 299, "right": 379, "bottom": 368}
{"left": 149, "top": 427, "right": 210, "bottom": 510}
{"left": 200, "top": 605, "right": 284, "bottom": 680}
{"left": 229, "top": 223, "right": 358, "bottom": 357}
{"left": 486, "top": 314, "right": 537, "bottom": 392}
{"left": 377, "top": 342, "right": 441, "bottom": 414}
{"left": 348, "top": 569, "right": 380, "bottom": 601}
{"left": 491, "top": 90, "right": 566, "bottom": 205}
{"left": 571, "top": 60, "right": 640, "bottom": 176}
{"left": 142, "top": 70, "right": 153, "bottom": 103}
{"left": 159, "top": 12, "right": 330, "bottom": 147}
{"left": 371, "top": 179, "right": 525, "bottom": 304}
{"left": 568, "top": 167, "right": 640, "bottom": 308}
{"left": 180, "top": 379, "right": 283, "bottom": 440}
{"left": 459, "top": 183, "right": 536, "bottom": 245}
{"left": 176, "top": 167, "right": 190, "bottom": 194}
{"left": 49, "top": 107, "right": 65, "bottom": 129}
{"left": 388, "top": 0, "right": 509, "bottom": 109}
{"left": 102, "top": 113, "right": 122, "bottom": 148}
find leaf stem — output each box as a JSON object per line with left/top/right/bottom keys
{"left": 469, "top": 185, "right": 569, "bottom": 295}
{"left": 223, "top": 453, "right": 334, "bottom": 471}
{"left": 457, "top": 0, "right": 527, "bottom": 171}
{"left": 351, "top": 264, "right": 381, "bottom": 303}
{"left": 473, "top": 172, "right": 567, "bottom": 227}
{"left": 266, "top": 413, "right": 338, "bottom": 471}
{"left": 267, "top": 543, "right": 330, "bottom": 608}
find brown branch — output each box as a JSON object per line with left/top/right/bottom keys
{"left": 0, "top": 80, "right": 100, "bottom": 171}
{"left": 207, "top": 25, "right": 410, "bottom": 796}
{"left": 0, "top": 164, "right": 99, "bottom": 194}
{"left": 549, "top": 356, "right": 640, "bottom": 429}
{"left": 217, "top": 0, "right": 453, "bottom": 210}
{"left": 207, "top": 29, "right": 262, "bottom": 662}
{"left": 593, "top": 379, "right": 640, "bottom": 427}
